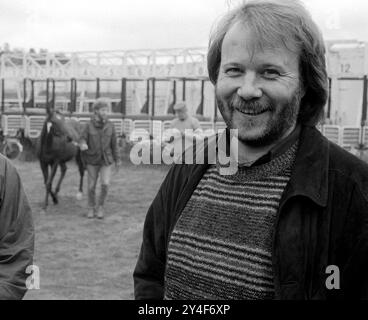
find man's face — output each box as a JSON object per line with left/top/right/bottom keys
{"left": 96, "top": 106, "right": 109, "bottom": 121}
{"left": 175, "top": 109, "right": 188, "bottom": 121}
{"left": 216, "top": 22, "right": 304, "bottom": 147}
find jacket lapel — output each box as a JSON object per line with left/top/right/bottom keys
{"left": 283, "top": 125, "right": 330, "bottom": 208}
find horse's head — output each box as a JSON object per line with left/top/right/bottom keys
{"left": 45, "top": 109, "right": 73, "bottom": 141}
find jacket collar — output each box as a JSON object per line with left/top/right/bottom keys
{"left": 284, "top": 125, "right": 329, "bottom": 207}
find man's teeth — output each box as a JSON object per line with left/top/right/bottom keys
{"left": 236, "top": 108, "right": 266, "bottom": 115}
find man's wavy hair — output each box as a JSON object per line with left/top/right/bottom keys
{"left": 207, "top": 0, "right": 328, "bottom": 126}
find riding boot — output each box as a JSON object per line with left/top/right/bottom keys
{"left": 96, "top": 206, "right": 104, "bottom": 219}
{"left": 96, "top": 184, "right": 108, "bottom": 219}
{"left": 87, "top": 208, "right": 95, "bottom": 219}
{"left": 87, "top": 188, "right": 96, "bottom": 218}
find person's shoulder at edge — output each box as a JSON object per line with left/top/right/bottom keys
{"left": 0, "top": 152, "right": 17, "bottom": 178}
{"left": 0, "top": 153, "right": 25, "bottom": 224}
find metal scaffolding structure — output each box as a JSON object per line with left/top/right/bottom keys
{"left": 0, "top": 47, "right": 208, "bottom": 80}
{"left": 0, "top": 41, "right": 367, "bottom": 127}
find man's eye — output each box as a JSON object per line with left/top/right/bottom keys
{"left": 262, "top": 69, "right": 281, "bottom": 79}
{"left": 225, "top": 68, "right": 242, "bottom": 76}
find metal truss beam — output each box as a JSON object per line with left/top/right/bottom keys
{"left": 0, "top": 47, "right": 209, "bottom": 80}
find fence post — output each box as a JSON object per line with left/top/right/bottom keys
{"left": 120, "top": 78, "right": 126, "bottom": 116}
{"left": 96, "top": 77, "right": 100, "bottom": 99}
{"left": 182, "top": 77, "right": 186, "bottom": 101}
{"left": 360, "top": 75, "right": 368, "bottom": 147}
{"left": 151, "top": 77, "right": 155, "bottom": 117}
{"left": 1, "top": 79, "right": 4, "bottom": 113}
{"left": 31, "top": 79, "right": 35, "bottom": 109}
{"left": 46, "top": 78, "right": 50, "bottom": 113}
{"left": 327, "top": 77, "right": 332, "bottom": 122}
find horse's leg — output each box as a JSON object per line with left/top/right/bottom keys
{"left": 76, "top": 150, "right": 84, "bottom": 200}
{"left": 40, "top": 160, "right": 49, "bottom": 210}
{"left": 40, "top": 160, "right": 49, "bottom": 185}
{"left": 48, "top": 162, "right": 59, "bottom": 205}
{"left": 52, "top": 162, "right": 67, "bottom": 205}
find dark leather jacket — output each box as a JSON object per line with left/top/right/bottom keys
{"left": 133, "top": 125, "right": 368, "bottom": 300}
{"left": 80, "top": 118, "right": 119, "bottom": 166}
{"left": 0, "top": 155, "right": 34, "bottom": 299}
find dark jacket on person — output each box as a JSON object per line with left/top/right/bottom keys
{"left": 0, "top": 155, "right": 34, "bottom": 300}
{"left": 80, "top": 117, "right": 119, "bottom": 166}
{"left": 133, "top": 125, "right": 368, "bottom": 300}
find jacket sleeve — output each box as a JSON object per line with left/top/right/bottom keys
{"left": 0, "top": 157, "right": 34, "bottom": 300}
{"left": 110, "top": 125, "right": 119, "bottom": 163}
{"left": 133, "top": 166, "right": 178, "bottom": 300}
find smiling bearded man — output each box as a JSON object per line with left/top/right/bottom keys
{"left": 134, "top": 0, "right": 368, "bottom": 300}
{"left": 215, "top": 23, "right": 304, "bottom": 150}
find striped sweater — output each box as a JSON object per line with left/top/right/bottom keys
{"left": 164, "top": 141, "right": 298, "bottom": 300}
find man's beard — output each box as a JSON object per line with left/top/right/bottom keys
{"left": 216, "top": 89, "right": 302, "bottom": 148}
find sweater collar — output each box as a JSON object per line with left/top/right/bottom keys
{"left": 238, "top": 125, "right": 301, "bottom": 168}
{"left": 201, "top": 125, "right": 329, "bottom": 207}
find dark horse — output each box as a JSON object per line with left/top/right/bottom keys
{"left": 37, "top": 110, "right": 86, "bottom": 210}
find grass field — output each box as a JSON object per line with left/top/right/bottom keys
{"left": 12, "top": 158, "right": 169, "bottom": 300}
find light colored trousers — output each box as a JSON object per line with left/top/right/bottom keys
{"left": 87, "top": 164, "right": 112, "bottom": 209}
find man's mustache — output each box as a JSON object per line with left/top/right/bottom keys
{"left": 229, "top": 95, "right": 273, "bottom": 113}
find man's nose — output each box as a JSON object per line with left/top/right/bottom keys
{"left": 237, "top": 72, "right": 262, "bottom": 101}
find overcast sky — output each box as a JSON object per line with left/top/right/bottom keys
{"left": 0, "top": 0, "right": 367, "bottom": 52}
